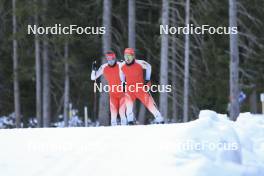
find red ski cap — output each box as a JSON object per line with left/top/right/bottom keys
{"left": 124, "top": 48, "right": 135, "bottom": 55}
{"left": 105, "top": 51, "right": 116, "bottom": 60}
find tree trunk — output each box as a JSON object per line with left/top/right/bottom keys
{"left": 128, "top": 0, "right": 140, "bottom": 119}
{"left": 99, "top": 0, "right": 112, "bottom": 126}
{"left": 183, "top": 0, "right": 190, "bottom": 122}
{"left": 229, "top": 0, "right": 240, "bottom": 121}
{"left": 171, "top": 5, "right": 178, "bottom": 122}
{"left": 159, "top": 0, "right": 169, "bottom": 121}
{"left": 12, "top": 0, "right": 21, "bottom": 128}
{"left": 63, "top": 41, "right": 70, "bottom": 127}
{"left": 128, "top": 0, "right": 135, "bottom": 49}
{"left": 42, "top": 39, "right": 50, "bottom": 127}
{"left": 42, "top": 0, "right": 51, "bottom": 127}
{"left": 34, "top": 0, "right": 42, "bottom": 127}
{"left": 249, "top": 87, "right": 257, "bottom": 114}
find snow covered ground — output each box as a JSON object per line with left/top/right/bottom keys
{"left": 0, "top": 110, "right": 263, "bottom": 176}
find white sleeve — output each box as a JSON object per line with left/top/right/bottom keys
{"left": 118, "top": 62, "right": 126, "bottom": 83}
{"left": 90, "top": 64, "right": 106, "bottom": 80}
{"left": 136, "top": 60, "right": 152, "bottom": 80}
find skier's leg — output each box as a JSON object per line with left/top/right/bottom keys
{"left": 137, "top": 91, "right": 164, "bottom": 123}
{"left": 125, "top": 93, "right": 136, "bottom": 124}
{"left": 119, "top": 95, "right": 127, "bottom": 125}
{"left": 109, "top": 94, "right": 118, "bottom": 126}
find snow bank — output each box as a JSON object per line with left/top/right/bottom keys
{"left": 174, "top": 110, "right": 264, "bottom": 176}
{"left": 0, "top": 110, "right": 263, "bottom": 176}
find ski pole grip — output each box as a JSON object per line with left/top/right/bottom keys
{"left": 92, "top": 60, "right": 97, "bottom": 71}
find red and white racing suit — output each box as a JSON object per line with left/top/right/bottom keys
{"left": 119, "top": 59, "right": 163, "bottom": 123}
{"left": 91, "top": 62, "right": 127, "bottom": 125}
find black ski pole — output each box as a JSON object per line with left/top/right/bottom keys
{"left": 92, "top": 60, "right": 98, "bottom": 121}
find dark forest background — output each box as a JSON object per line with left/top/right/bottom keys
{"left": 0, "top": 0, "right": 263, "bottom": 127}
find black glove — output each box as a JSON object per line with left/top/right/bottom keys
{"left": 122, "top": 82, "right": 126, "bottom": 92}
{"left": 92, "top": 61, "right": 97, "bottom": 71}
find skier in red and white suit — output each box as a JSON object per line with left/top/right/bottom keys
{"left": 119, "top": 48, "right": 164, "bottom": 124}
{"left": 91, "top": 51, "right": 127, "bottom": 126}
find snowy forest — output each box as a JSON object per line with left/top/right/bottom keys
{"left": 0, "top": 0, "right": 263, "bottom": 128}
{"left": 0, "top": 0, "right": 264, "bottom": 175}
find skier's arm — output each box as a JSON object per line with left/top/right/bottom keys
{"left": 118, "top": 62, "right": 126, "bottom": 92}
{"left": 136, "top": 60, "right": 152, "bottom": 80}
{"left": 118, "top": 62, "right": 126, "bottom": 82}
{"left": 91, "top": 64, "right": 105, "bottom": 80}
